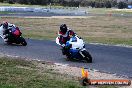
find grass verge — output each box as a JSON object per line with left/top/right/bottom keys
{"left": 0, "top": 57, "right": 84, "bottom": 88}
{"left": 1, "top": 16, "right": 132, "bottom": 45}
{"left": 0, "top": 11, "right": 16, "bottom": 14}
{"left": 0, "top": 2, "right": 48, "bottom": 7}
{"left": 87, "top": 8, "right": 132, "bottom": 15}
{"left": 0, "top": 56, "right": 119, "bottom": 88}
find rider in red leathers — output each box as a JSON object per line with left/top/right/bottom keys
{"left": 2, "top": 21, "right": 21, "bottom": 42}
{"left": 58, "top": 24, "right": 76, "bottom": 58}
{"left": 58, "top": 24, "right": 76, "bottom": 47}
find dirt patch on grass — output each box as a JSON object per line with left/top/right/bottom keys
{"left": 0, "top": 16, "right": 132, "bottom": 45}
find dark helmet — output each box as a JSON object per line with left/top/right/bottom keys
{"left": 3, "top": 22, "right": 8, "bottom": 29}
{"left": 60, "top": 24, "right": 67, "bottom": 34}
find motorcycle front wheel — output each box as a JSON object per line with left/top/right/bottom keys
{"left": 81, "top": 50, "right": 92, "bottom": 63}
{"left": 19, "top": 37, "right": 27, "bottom": 46}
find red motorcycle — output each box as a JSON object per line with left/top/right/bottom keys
{"left": 1, "top": 26, "right": 27, "bottom": 46}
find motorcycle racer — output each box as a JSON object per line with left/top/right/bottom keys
{"left": 56, "top": 24, "right": 92, "bottom": 62}
{"left": 58, "top": 24, "right": 76, "bottom": 47}
{"left": 2, "top": 21, "right": 21, "bottom": 42}
{"left": 58, "top": 24, "right": 76, "bottom": 58}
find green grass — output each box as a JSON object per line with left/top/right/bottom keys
{"left": 0, "top": 57, "right": 85, "bottom": 88}
{"left": 0, "top": 57, "right": 118, "bottom": 88}
{"left": 0, "top": 2, "right": 47, "bottom": 7}
{"left": 87, "top": 8, "right": 112, "bottom": 14}
{"left": 87, "top": 8, "right": 132, "bottom": 15}
{"left": 0, "top": 11, "right": 16, "bottom": 14}
{"left": 85, "top": 37, "right": 132, "bottom": 45}
{"left": 110, "top": 10, "right": 132, "bottom": 15}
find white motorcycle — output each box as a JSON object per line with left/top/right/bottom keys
{"left": 0, "top": 25, "right": 27, "bottom": 46}
{"left": 56, "top": 35, "right": 92, "bottom": 63}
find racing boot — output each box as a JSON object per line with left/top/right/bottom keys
{"left": 3, "top": 34, "right": 8, "bottom": 42}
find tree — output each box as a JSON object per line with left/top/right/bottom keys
{"left": 118, "top": 1, "right": 127, "bottom": 9}
{"left": 105, "top": 1, "right": 111, "bottom": 8}
{"left": 0, "top": 0, "right": 4, "bottom": 2}
{"left": 111, "top": 0, "right": 117, "bottom": 7}
{"left": 15, "top": 0, "right": 28, "bottom": 4}
{"left": 8, "top": 0, "right": 15, "bottom": 4}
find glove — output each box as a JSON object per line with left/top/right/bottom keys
{"left": 61, "top": 44, "right": 65, "bottom": 47}
{"left": 3, "top": 34, "right": 8, "bottom": 39}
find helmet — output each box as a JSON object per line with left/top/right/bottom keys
{"left": 60, "top": 24, "right": 67, "bottom": 34}
{"left": 3, "top": 22, "right": 8, "bottom": 29}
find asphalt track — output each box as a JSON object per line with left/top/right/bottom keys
{"left": 0, "top": 38, "right": 132, "bottom": 78}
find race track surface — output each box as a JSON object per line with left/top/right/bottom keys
{"left": 0, "top": 38, "right": 132, "bottom": 78}
{"left": 1, "top": 12, "right": 132, "bottom": 17}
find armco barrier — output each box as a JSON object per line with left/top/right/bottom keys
{"left": 0, "top": 6, "right": 48, "bottom": 12}
{"left": 0, "top": 6, "right": 87, "bottom": 15}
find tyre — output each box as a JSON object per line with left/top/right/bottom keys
{"left": 19, "top": 37, "right": 27, "bottom": 46}
{"left": 82, "top": 50, "right": 92, "bottom": 63}
{"left": 65, "top": 54, "right": 72, "bottom": 61}
{"left": 6, "top": 42, "right": 12, "bottom": 45}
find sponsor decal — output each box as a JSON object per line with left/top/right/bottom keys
{"left": 80, "top": 68, "right": 131, "bottom": 86}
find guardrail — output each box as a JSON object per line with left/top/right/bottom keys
{"left": 0, "top": 6, "right": 87, "bottom": 15}
{"left": 0, "top": 6, "right": 49, "bottom": 12}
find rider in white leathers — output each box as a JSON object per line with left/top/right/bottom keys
{"left": 1, "top": 21, "right": 18, "bottom": 42}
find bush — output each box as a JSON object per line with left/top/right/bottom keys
{"left": 118, "top": 1, "right": 127, "bottom": 9}
{"left": 8, "top": 0, "right": 14, "bottom": 4}
{"left": 0, "top": 0, "right": 4, "bottom": 2}
{"left": 105, "top": 1, "right": 112, "bottom": 8}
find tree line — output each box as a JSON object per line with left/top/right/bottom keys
{"left": 0, "top": 0, "right": 131, "bottom": 9}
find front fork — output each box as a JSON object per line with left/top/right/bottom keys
{"left": 79, "top": 48, "right": 86, "bottom": 58}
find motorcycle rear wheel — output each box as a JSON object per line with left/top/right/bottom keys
{"left": 19, "top": 37, "right": 27, "bottom": 46}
